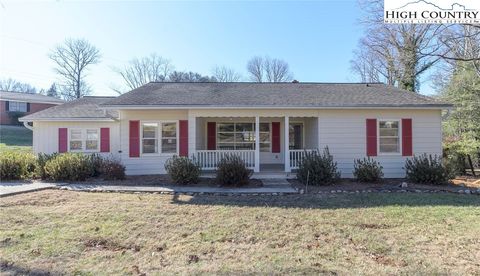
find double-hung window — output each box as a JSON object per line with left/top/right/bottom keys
{"left": 141, "top": 122, "right": 177, "bottom": 154}
{"left": 8, "top": 101, "right": 27, "bottom": 112}
{"left": 69, "top": 129, "right": 99, "bottom": 152}
{"left": 379, "top": 120, "right": 400, "bottom": 153}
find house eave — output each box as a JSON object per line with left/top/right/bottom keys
{"left": 101, "top": 104, "right": 452, "bottom": 110}
{"left": 18, "top": 117, "right": 117, "bottom": 122}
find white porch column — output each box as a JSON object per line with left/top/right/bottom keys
{"left": 188, "top": 113, "right": 196, "bottom": 159}
{"left": 284, "top": 116, "right": 291, "bottom": 172}
{"left": 254, "top": 115, "right": 260, "bottom": 173}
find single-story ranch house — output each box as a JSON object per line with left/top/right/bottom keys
{"left": 19, "top": 82, "right": 451, "bottom": 178}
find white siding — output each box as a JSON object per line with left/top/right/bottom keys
{"left": 32, "top": 121, "right": 120, "bottom": 158}
{"left": 119, "top": 110, "right": 188, "bottom": 175}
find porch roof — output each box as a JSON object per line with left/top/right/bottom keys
{"left": 102, "top": 82, "right": 451, "bottom": 109}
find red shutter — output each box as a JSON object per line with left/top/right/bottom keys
{"left": 402, "top": 118, "right": 413, "bottom": 156}
{"left": 207, "top": 122, "right": 216, "bottom": 150}
{"left": 179, "top": 120, "right": 188, "bottom": 157}
{"left": 100, "top": 128, "right": 110, "bottom": 153}
{"left": 58, "top": 128, "right": 68, "bottom": 153}
{"left": 366, "top": 119, "right": 377, "bottom": 156}
{"left": 129, "top": 120, "right": 140, "bottom": 157}
{"left": 271, "top": 122, "right": 281, "bottom": 153}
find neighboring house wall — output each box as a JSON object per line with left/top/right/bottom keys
{"left": 32, "top": 121, "right": 121, "bottom": 157}
{"left": 0, "top": 100, "right": 58, "bottom": 125}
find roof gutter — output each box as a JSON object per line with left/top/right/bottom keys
{"left": 18, "top": 117, "right": 117, "bottom": 122}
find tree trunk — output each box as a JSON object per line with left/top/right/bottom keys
{"left": 467, "top": 154, "right": 476, "bottom": 176}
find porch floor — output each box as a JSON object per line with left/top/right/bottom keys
{"left": 260, "top": 164, "right": 284, "bottom": 172}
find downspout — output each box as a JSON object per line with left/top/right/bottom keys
{"left": 23, "top": 121, "right": 33, "bottom": 131}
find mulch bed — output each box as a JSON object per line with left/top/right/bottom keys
{"left": 85, "top": 174, "right": 263, "bottom": 188}
{"left": 289, "top": 176, "right": 480, "bottom": 194}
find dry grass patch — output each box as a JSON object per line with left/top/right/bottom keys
{"left": 1, "top": 190, "right": 480, "bottom": 275}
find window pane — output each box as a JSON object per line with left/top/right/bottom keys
{"left": 218, "top": 132, "right": 234, "bottom": 143}
{"left": 380, "top": 137, "right": 399, "bottom": 145}
{"left": 236, "top": 123, "right": 253, "bottom": 132}
{"left": 237, "top": 132, "right": 255, "bottom": 142}
{"left": 70, "top": 130, "right": 82, "bottom": 140}
{"left": 260, "top": 143, "right": 270, "bottom": 152}
{"left": 379, "top": 137, "right": 399, "bottom": 153}
{"left": 142, "top": 139, "right": 157, "bottom": 153}
{"left": 260, "top": 133, "right": 270, "bottom": 143}
{"left": 259, "top": 123, "right": 270, "bottom": 132}
{"left": 218, "top": 143, "right": 235, "bottom": 150}
{"left": 161, "top": 138, "right": 177, "bottom": 153}
{"left": 236, "top": 143, "right": 254, "bottom": 150}
{"left": 379, "top": 121, "right": 398, "bottom": 129}
{"left": 86, "top": 129, "right": 98, "bottom": 140}
{"left": 218, "top": 123, "right": 234, "bottom": 132}
{"left": 162, "top": 123, "right": 176, "bottom": 138}
{"left": 143, "top": 123, "right": 158, "bottom": 139}
{"left": 86, "top": 140, "right": 98, "bottom": 150}
{"left": 70, "top": 141, "right": 82, "bottom": 150}
{"left": 380, "top": 128, "right": 398, "bottom": 137}
{"left": 380, "top": 144, "right": 399, "bottom": 153}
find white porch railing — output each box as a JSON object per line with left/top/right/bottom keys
{"left": 196, "top": 150, "right": 255, "bottom": 170}
{"left": 289, "top": 149, "right": 316, "bottom": 169}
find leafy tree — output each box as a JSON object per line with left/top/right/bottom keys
{"left": 441, "top": 62, "right": 480, "bottom": 174}
{"left": 168, "top": 71, "right": 216, "bottom": 82}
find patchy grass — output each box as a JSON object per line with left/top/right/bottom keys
{"left": 1, "top": 190, "right": 480, "bottom": 275}
{"left": 0, "top": 125, "right": 32, "bottom": 153}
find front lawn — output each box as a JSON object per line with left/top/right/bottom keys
{"left": 1, "top": 191, "right": 480, "bottom": 275}
{"left": 0, "top": 125, "right": 32, "bottom": 153}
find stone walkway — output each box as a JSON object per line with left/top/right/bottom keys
{"left": 62, "top": 183, "right": 298, "bottom": 195}
{"left": 0, "top": 182, "right": 58, "bottom": 197}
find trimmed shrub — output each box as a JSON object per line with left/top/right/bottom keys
{"left": 35, "top": 153, "right": 58, "bottom": 179}
{"left": 44, "top": 153, "right": 94, "bottom": 181}
{"left": 353, "top": 157, "right": 384, "bottom": 183}
{"left": 216, "top": 154, "right": 252, "bottom": 186}
{"left": 165, "top": 155, "right": 201, "bottom": 185}
{"left": 404, "top": 154, "right": 452, "bottom": 185}
{"left": 297, "top": 147, "right": 340, "bottom": 185}
{"left": 88, "top": 153, "right": 104, "bottom": 177}
{"left": 101, "top": 157, "right": 126, "bottom": 180}
{"left": 0, "top": 151, "right": 36, "bottom": 180}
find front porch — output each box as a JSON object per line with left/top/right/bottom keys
{"left": 190, "top": 116, "right": 318, "bottom": 172}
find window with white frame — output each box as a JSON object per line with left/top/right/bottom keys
{"left": 379, "top": 120, "right": 400, "bottom": 153}
{"left": 69, "top": 129, "right": 99, "bottom": 152}
{"left": 141, "top": 122, "right": 177, "bottom": 154}
{"left": 217, "top": 122, "right": 270, "bottom": 151}
{"left": 8, "top": 101, "right": 27, "bottom": 112}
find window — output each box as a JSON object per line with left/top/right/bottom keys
{"left": 8, "top": 101, "right": 27, "bottom": 112}
{"left": 69, "top": 129, "right": 99, "bottom": 152}
{"left": 379, "top": 120, "right": 400, "bottom": 153}
{"left": 217, "top": 122, "right": 271, "bottom": 151}
{"left": 141, "top": 122, "right": 178, "bottom": 154}
{"left": 142, "top": 123, "right": 158, "bottom": 154}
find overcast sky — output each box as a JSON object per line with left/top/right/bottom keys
{"left": 0, "top": 0, "right": 436, "bottom": 96}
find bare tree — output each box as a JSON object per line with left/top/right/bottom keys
{"left": 247, "top": 56, "right": 293, "bottom": 82}
{"left": 168, "top": 71, "right": 216, "bottom": 82}
{"left": 114, "top": 54, "right": 173, "bottom": 92}
{"left": 351, "top": 0, "right": 445, "bottom": 91}
{"left": 49, "top": 38, "right": 101, "bottom": 100}
{"left": 0, "top": 78, "right": 37, "bottom": 93}
{"left": 212, "top": 66, "right": 242, "bottom": 82}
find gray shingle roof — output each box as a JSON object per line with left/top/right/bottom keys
{"left": 19, "top": 96, "right": 118, "bottom": 121}
{"left": 101, "top": 82, "right": 450, "bottom": 108}
{"left": 0, "top": 91, "right": 65, "bottom": 104}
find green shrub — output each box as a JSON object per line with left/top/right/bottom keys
{"left": 165, "top": 155, "right": 201, "bottom": 185}
{"left": 215, "top": 154, "right": 252, "bottom": 186}
{"left": 101, "top": 157, "right": 126, "bottom": 180}
{"left": 35, "top": 153, "right": 58, "bottom": 179}
{"left": 353, "top": 157, "right": 384, "bottom": 183}
{"left": 404, "top": 154, "right": 452, "bottom": 185}
{"left": 44, "top": 153, "right": 94, "bottom": 181}
{"left": 0, "top": 151, "right": 36, "bottom": 180}
{"left": 297, "top": 147, "right": 340, "bottom": 185}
